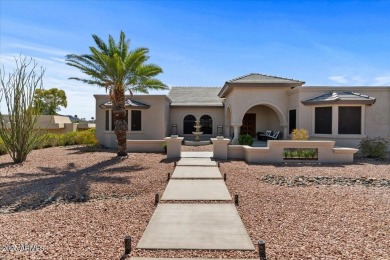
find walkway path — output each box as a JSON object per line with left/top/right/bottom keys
{"left": 136, "top": 152, "right": 255, "bottom": 251}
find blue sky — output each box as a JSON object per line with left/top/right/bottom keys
{"left": 1, "top": 0, "right": 389, "bottom": 119}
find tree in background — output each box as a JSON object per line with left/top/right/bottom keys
{"left": 34, "top": 87, "right": 67, "bottom": 115}
{"left": 0, "top": 57, "right": 46, "bottom": 163}
{"left": 66, "top": 31, "right": 167, "bottom": 157}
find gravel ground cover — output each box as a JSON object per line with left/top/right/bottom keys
{"left": 221, "top": 160, "right": 390, "bottom": 259}
{"left": 1, "top": 146, "right": 389, "bottom": 259}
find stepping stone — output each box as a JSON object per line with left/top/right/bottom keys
{"left": 137, "top": 204, "right": 255, "bottom": 250}
{"left": 172, "top": 166, "right": 222, "bottom": 179}
{"left": 161, "top": 180, "right": 231, "bottom": 201}
{"left": 177, "top": 157, "right": 217, "bottom": 166}
{"left": 181, "top": 152, "right": 214, "bottom": 158}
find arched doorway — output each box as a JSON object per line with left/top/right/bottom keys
{"left": 241, "top": 104, "right": 285, "bottom": 138}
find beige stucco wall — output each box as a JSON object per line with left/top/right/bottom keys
{"left": 94, "top": 95, "right": 170, "bottom": 148}
{"left": 246, "top": 105, "right": 281, "bottom": 133}
{"left": 223, "top": 85, "right": 291, "bottom": 139}
{"left": 169, "top": 106, "right": 224, "bottom": 138}
{"left": 288, "top": 86, "right": 390, "bottom": 148}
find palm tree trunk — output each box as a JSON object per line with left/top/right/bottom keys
{"left": 113, "top": 88, "right": 128, "bottom": 157}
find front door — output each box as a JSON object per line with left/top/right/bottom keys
{"left": 242, "top": 113, "right": 256, "bottom": 137}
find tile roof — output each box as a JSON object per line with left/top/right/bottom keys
{"left": 169, "top": 87, "right": 223, "bottom": 106}
{"left": 302, "top": 91, "right": 376, "bottom": 105}
{"left": 227, "top": 73, "right": 305, "bottom": 84}
{"left": 99, "top": 99, "right": 151, "bottom": 109}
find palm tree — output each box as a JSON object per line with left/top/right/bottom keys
{"left": 66, "top": 31, "right": 167, "bottom": 156}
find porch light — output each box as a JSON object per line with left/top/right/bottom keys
{"left": 171, "top": 124, "right": 178, "bottom": 136}
{"left": 217, "top": 125, "right": 223, "bottom": 137}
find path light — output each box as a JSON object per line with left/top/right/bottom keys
{"left": 167, "top": 172, "right": 171, "bottom": 181}
{"left": 155, "top": 193, "right": 159, "bottom": 206}
{"left": 174, "top": 161, "right": 177, "bottom": 167}
{"left": 234, "top": 192, "right": 239, "bottom": 206}
{"left": 224, "top": 173, "right": 227, "bottom": 182}
{"left": 258, "top": 240, "right": 266, "bottom": 260}
{"left": 218, "top": 162, "right": 220, "bottom": 167}
{"left": 124, "top": 236, "right": 131, "bottom": 254}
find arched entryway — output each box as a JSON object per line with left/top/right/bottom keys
{"left": 241, "top": 105, "right": 282, "bottom": 137}
{"left": 231, "top": 102, "right": 287, "bottom": 144}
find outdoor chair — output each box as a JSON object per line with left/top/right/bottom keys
{"left": 269, "top": 131, "right": 280, "bottom": 140}
{"left": 265, "top": 130, "right": 272, "bottom": 140}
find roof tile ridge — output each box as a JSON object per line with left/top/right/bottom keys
{"left": 228, "top": 72, "right": 304, "bottom": 83}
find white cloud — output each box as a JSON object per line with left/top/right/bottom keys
{"left": 328, "top": 76, "right": 349, "bottom": 84}
{"left": 373, "top": 75, "right": 390, "bottom": 85}
{"left": 10, "top": 43, "right": 69, "bottom": 57}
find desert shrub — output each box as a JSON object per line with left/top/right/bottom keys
{"left": 238, "top": 134, "right": 254, "bottom": 146}
{"left": 38, "top": 129, "right": 98, "bottom": 148}
{"left": 74, "top": 129, "right": 98, "bottom": 145}
{"left": 359, "top": 136, "right": 389, "bottom": 159}
{"left": 291, "top": 128, "right": 309, "bottom": 140}
{"left": 0, "top": 137, "right": 7, "bottom": 155}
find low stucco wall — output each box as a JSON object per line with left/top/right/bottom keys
{"left": 126, "top": 140, "right": 165, "bottom": 153}
{"left": 222, "top": 140, "right": 358, "bottom": 163}
{"left": 227, "top": 145, "right": 246, "bottom": 159}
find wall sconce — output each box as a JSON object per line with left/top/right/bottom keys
{"left": 171, "top": 124, "right": 178, "bottom": 136}
{"left": 217, "top": 125, "right": 223, "bottom": 137}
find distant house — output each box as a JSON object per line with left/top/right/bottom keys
{"left": 2, "top": 115, "right": 95, "bottom": 134}
{"left": 94, "top": 73, "right": 390, "bottom": 151}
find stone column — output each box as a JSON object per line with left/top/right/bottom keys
{"left": 232, "top": 125, "right": 241, "bottom": 145}
{"left": 164, "top": 136, "right": 184, "bottom": 159}
{"left": 211, "top": 138, "right": 230, "bottom": 160}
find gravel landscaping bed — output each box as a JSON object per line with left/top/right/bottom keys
{"left": 221, "top": 159, "right": 390, "bottom": 259}
{"left": 1, "top": 147, "right": 389, "bottom": 259}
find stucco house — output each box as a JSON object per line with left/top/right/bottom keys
{"left": 94, "top": 73, "right": 390, "bottom": 151}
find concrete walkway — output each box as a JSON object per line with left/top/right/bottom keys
{"left": 172, "top": 166, "right": 222, "bottom": 179}
{"left": 161, "top": 180, "right": 231, "bottom": 201}
{"left": 137, "top": 154, "right": 255, "bottom": 251}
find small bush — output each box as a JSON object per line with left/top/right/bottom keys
{"left": 359, "top": 136, "right": 389, "bottom": 160}
{"left": 39, "top": 129, "right": 98, "bottom": 148}
{"left": 291, "top": 128, "right": 309, "bottom": 140}
{"left": 238, "top": 134, "right": 254, "bottom": 146}
{"left": 0, "top": 137, "right": 7, "bottom": 155}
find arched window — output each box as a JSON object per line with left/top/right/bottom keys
{"left": 200, "top": 115, "right": 213, "bottom": 134}
{"left": 183, "top": 115, "right": 196, "bottom": 134}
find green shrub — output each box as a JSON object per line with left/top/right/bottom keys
{"left": 359, "top": 136, "right": 389, "bottom": 160}
{"left": 75, "top": 129, "right": 98, "bottom": 145}
{"left": 38, "top": 129, "right": 99, "bottom": 149}
{"left": 0, "top": 137, "right": 7, "bottom": 155}
{"left": 291, "top": 128, "right": 309, "bottom": 140}
{"left": 238, "top": 134, "right": 254, "bottom": 146}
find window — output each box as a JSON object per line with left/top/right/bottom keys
{"left": 289, "top": 109, "right": 296, "bottom": 134}
{"left": 339, "top": 107, "right": 361, "bottom": 134}
{"left": 183, "top": 115, "right": 196, "bottom": 134}
{"left": 315, "top": 107, "right": 332, "bottom": 134}
{"left": 200, "top": 115, "right": 213, "bottom": 134}
{"left": 105, "top": 110, "right": 109, "bottom": 131}
{"left": 131, "top": 110, "right": 141, "bottom": 131}
{"left": 111, "top": 110, "right": 129, "bottom": 131}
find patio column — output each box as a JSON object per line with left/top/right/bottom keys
{"left": 232, "top": 125, "right": 241, "bottom": 145}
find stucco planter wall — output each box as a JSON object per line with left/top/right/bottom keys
{"left": 165, "top": 136, "right": 184, "bottom": 159}
{"left": 127, "top": 140, "right": 165, "bottom": 152}
{"left": 219, "top": 140, "right": 358, "bottom": 163}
